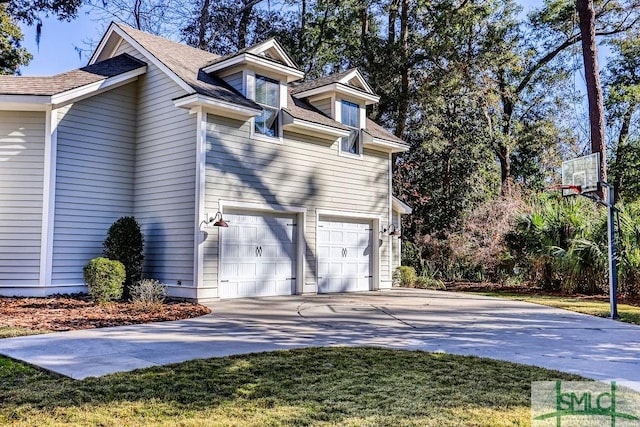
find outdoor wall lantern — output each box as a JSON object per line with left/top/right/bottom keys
{"left": 381, "top": 224, "right": 401, "bottom": 237}
{"left": 206, "top": 211, "right": 229, "bottom": 227}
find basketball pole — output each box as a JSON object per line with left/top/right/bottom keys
{"left": 602, "top": 182, "right": 619, "bottom": 320}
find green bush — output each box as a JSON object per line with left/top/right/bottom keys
{"left": 393, "top": 266, "right": 417, "bottom": 287}
{"left": 103, "top": 216, "right": 144, "bottom": 300}
{"left": 414, "top": 276, "right": 446, "bottom": 290}
{"left": 131, "top": 279, "right": 167, "bottom": 308}
{"left": 83, "top": 257, "right": 125, "bottom": 303}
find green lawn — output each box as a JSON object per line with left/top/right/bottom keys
{"left": 0, "top": 347, "right": 583, "bottom": 426}
{"left": 473, "top": 292, "right": 640, "bottom": 325}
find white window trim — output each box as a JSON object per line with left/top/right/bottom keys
{"left": 248, "top": 71, "right": 285, "bottom": 144}
{"left": 337, "top": 98, "right": 364, "bottom": 159}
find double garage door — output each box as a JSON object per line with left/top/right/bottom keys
{"left": 219, "top": 212, "right": 372, "bottom": 298}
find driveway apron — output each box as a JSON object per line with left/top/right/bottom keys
{"left": 0, "top": 289, "right": 639, "bottom": 390}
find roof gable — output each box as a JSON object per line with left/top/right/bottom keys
{"left": 89, "top": 23, "right": 261, "bottom": 111}
{"left": 246, "top": 38, "right": 298, "bottom": 69}
{"left": 202, "top": 38, "right": 304, "bottom": 82}
{"left": 337, "top": 69, "right": 374, "bottom": 94}
{"left": 290, "top": 68, "right": 380, "bottom": 105}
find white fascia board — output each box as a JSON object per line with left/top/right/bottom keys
{"left": 335, "top": 83, "right": 380, "bottom": 104}
{"left": 0, "top": 97, "right": 49, "bottom": 110}
{"left": 203, "top": 54, "right": 304, "bottom": 82}
{"left": 392, "top": 196, "right": 413, "bottom": 214}
{"left": 173, "top": 94, "right": 262, "bottom": 120}
{"left": 363, "top": 137, "right": 409, "bottom": 153}
{"left": 51, "top": 67, "right": 146, "bottom": 106}
{"left": 293, "top": 83, "right": 380, "bottom": 105}
{"left": 282, "top": 111, "right": 350, "bottom": 139}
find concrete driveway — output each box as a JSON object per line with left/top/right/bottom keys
{"left": 1, "top": 289, "right": 639, "bottom": 389}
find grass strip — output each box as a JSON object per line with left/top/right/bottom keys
{"left": 473, "top": 292, "right": 640, "bottom": 324}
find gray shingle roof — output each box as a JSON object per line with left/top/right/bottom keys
{"left": 115, "top": 23, "right": 261, "bottom": 110}
{"left": 0, "top": 54, "right": 146, "bottom": 96}
{"left": 290, "top": 68, "right": 358, "bottom": 94}
{"left": 364, "top": 118, "right": 407, "bottom": 145}
{"left": 283, "top": 90, "right": 350, "bottom": 131}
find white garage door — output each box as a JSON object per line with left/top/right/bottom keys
{"left": 317, "top": 218, "right": 372, "bottom": 293}
{"left": 220, "top": 212, "right": 296, "bottom": 298}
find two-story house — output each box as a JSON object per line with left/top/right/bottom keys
{"left": 0, "top": 23, "right": 411, "bottom": 301}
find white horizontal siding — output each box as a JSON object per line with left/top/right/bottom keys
{"left": 0, "top": 111, "right": 45, "bottom": 287}
{"left": 203, "top": 115, "right": 390, "bottom": 291}
{"left": 114, "top": 40, "right": 197, "bottom": 289}
{"left": 51, "top": 83, "right": 137, "bottom": 285}
{"left": 311, "top": 97, "right": 333, "bottom": 117}
{"left": 222, "top": 71, "right": 243, "bottom": 94}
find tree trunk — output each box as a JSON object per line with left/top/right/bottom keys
{"left": 237, "top": 0, "right": 263, "bottom": 49}
{"left": 576, "top": 0, "right": 607, "bottom": 190}
{"left": 198, "top": 0, "right": 211, "bottom": 50}
{"left": 395, "top": 0, "right": 409, "bottom": 138}
{"left": 497, "top": 69, "right": 512, "bottom": 194}
{"left": 388, "top": 0, "right": 399, "bottom": 44}
{"left": 300, "top": 0, "right": 306, "bottom": 52}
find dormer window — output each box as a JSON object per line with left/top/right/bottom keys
{"left": 340, "top": 100, "right": 360, "bottom": 154}
{"left": 254, "top": 75, "right": 280, "bottom": 137}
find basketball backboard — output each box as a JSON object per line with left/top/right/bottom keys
{"left": 561, "top": 153, "right": 601, "bottom": 196}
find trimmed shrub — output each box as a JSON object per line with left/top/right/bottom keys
{"left": 83, "top": 257, "right": 125, "bottom": 303}
{"left": 414, "top": 276, "right": 446, "bottom": 290}
{"left": 131, "top": 279, "right": 167, "bottom": 308}
{"left": 103, "top": 216, "right": 144, "bottom": 300}
{"left": 393, "top": 266, "right": 417, "bottom": 287}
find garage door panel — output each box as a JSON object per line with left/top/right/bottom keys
{"left": 318, "top": 218, "right": 372, "bottom": 294}
{"left": 220, "top": 212, "right": 296, "bottom": 299}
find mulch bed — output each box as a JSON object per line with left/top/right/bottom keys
{"left": 0, "top": 294, "right": 211, "bottom": 332}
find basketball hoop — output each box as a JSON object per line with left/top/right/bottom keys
{"left": 547, "top": 154, "right": 619, "bottom": 320}
{"left": 548, "top": 183, "right": 582, "bottom": 197}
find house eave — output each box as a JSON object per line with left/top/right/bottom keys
{"left": 51, "top": 66, "right": 147, "bottom": 107}
{"left": 363, "top": 137, "right": 409, "bottom": 153}
{"left": 173, "top": 93, "right": 262, "bottom": 120}
{"left": 282, "top": 110, "right": 350, "bottom": 139}
{"left": 0, "top": 67, "right": 146, "bottom": 110}
{"left": 392, "top": 196, "right": 412, "bottom": 214}
{"left": 293, "top": 82, "right": 380, "bottom": 105}
{"left": 203, "top": 53, "right": 304, "bottom": 82}
{"left": 0, "top": 96, "right": 50, "bottom": 111}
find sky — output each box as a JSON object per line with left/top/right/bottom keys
{"left": 17, "top": 1, "right": 551, "bottom": 76}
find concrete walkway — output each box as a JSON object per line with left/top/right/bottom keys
{"left": 1, "top": 289, "right": 639, "bottom": 390}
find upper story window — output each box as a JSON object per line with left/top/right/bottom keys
{"left": 340, "top": 100, "right": 360, "bottom": 155}
{"left": 254, "top": 75, "right": 280, "bottom": 138}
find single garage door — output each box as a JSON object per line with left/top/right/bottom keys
{"left": 317, "top": 218, "right": 372, "bottom": 293}
{"left": 220, "top": 212, "right": 296, "bottom": 298}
